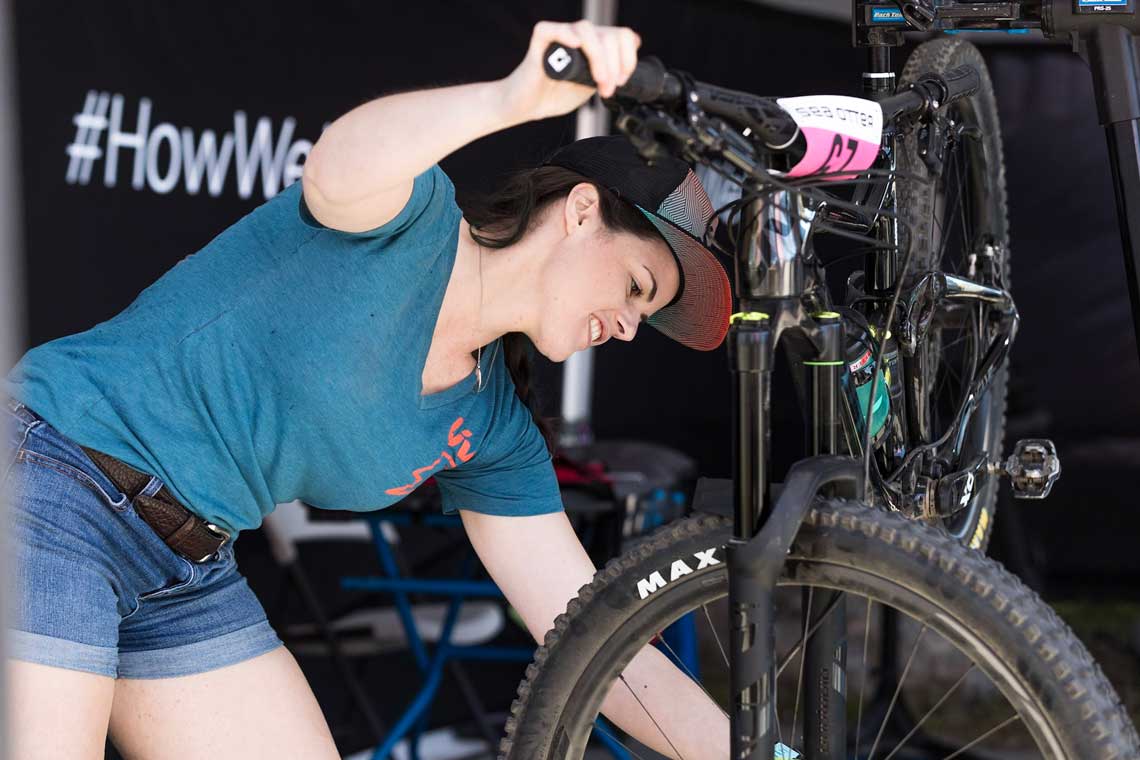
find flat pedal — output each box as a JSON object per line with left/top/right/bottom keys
{"left": 1000, "top": 439, "right": 1061, "bottom": 499}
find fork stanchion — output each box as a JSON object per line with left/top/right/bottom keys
{"left": 806, "top": 313, "right": 844, "bottom": 457}
{"left": 803, "top": 313, "right": 848, "bottom": 760}
{"left": 727, "top": 311, "right": 776, "bottom": 760}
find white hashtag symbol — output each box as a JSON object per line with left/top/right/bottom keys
{"left": 65, "top": 90, "right": 110, "bottom": 185}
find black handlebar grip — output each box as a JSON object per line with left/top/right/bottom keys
{"left": 542, "top": 43, "right": 682, "bottom": 104}
{"left": 617, "top": 56, "right": 679, "bottom": 103}
{"left": 543, "top": 43, "right": 594, "bottom": 86}
{"left": 938, "top": 65, "right": 981, "bottom": 104}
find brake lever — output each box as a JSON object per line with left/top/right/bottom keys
{"left": 609, "top": 75, "right": 776, "bottom": 191}
{"left": 613, "top": 108, "right": 695, "bottom": 164}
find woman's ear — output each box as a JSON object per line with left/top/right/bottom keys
{"left": 563, "top": 183, "right": 601, "bottom": 233}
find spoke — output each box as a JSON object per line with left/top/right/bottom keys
{"left": 949, "top": 152, "right": 967, "bottom": 274}
{"left": 790, "top": 587, "right": 814, "bottom": 749}
{"left": 867, "top": 625, "right": 927, "bottom": 760}
{"left": 972, "top": 309, "right": 984, "bottom": 375}
{"left": 933, "top": 362, "right": 951, "bottom": 416}
{"left": 937, "top": 156, "right": 967, "bottom": 269}
{"left": 943, "top": 354, "right": 964, "bottom": 389}
{"left": 592, "top": 719, "right": 654, "bottom": 760}
{"left": 774, "top": 651, "right": 785, "bottom": 747}
{"left": 941, "top": 332, "right": 970, "bottom": 353}
{"left": 619, "top": 673, "right": 687, "bottom": 760}
{"left": 702, "top": 603, "right": 729, "bottom": 670}
{"left": 854, "top": 597, "right": 874, "bottom": 756}
{"left": 880, "top": 663, "right": 976, "bottom": 760}
{"left": 940, "top": 714, "right": 1023, "bottom": 760}
{"left": 653, "top": 626, "right": 730, "bottom": 720}
{"left": 933, "top": 193, "right": 946, "bottom": 258}
{"left": 775, "top": 592, "right": 845, "bottom": 678}
{"left": 955, "top": 151, "right": 971, "bottom": 267}
{"left": 937, "top": 340, "right": 967, "bottom": 405}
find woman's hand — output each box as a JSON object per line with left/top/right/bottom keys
{"left": 499, "top": 19, "right": 641, "bottom": 123}
{"left": 302, "top": 20, "right": 640, "bottom": 233}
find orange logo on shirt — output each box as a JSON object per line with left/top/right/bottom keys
{"left": 385, "top": 417, "right": 476, "bottom": 497}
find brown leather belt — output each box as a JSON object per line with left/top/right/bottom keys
{"left": 80, "top": 446, "right": 230, "bottom": 563}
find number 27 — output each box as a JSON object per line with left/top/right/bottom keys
{"left": 819, "top": 134, "right": 859, "bottom": 174}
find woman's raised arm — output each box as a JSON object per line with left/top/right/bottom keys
{"left": 301, "top": 19, "right": 641, "bottom": 233}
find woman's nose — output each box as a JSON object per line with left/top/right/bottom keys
{"left": 614, "top": 309, "right": 640, "bottom": 342}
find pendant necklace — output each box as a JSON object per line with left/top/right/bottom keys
{"left": 474, "top": 242, "right": 483, "bottom": 392}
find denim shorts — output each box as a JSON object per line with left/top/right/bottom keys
{"left": 3, "top": 400, "right": 282, "bottom": 679}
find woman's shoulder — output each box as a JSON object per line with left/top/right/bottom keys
{"left": 298, "top": 164, "right": 461, "bottom": 243}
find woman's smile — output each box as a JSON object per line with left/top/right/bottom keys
{"left": 588, "top": 313, "right": 606, "bottom": 347}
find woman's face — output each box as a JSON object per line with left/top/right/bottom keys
{"left": 533, "top": 187, "right": 681, "bottom": 362}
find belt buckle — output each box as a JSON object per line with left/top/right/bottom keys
{"left": 193, "top": 522, "right": 231, "bottom": 563}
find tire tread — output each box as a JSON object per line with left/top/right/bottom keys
{"left": 499, "top": 504, "right": 1139, "bottom": 758}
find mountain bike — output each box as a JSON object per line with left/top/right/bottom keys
{"left": 496, "top": 2, "right": 1140, "bottom": 759}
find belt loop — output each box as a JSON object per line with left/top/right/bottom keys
{"left": 5, "top": 399, "right": 39, "bottom": 427}
{"left": 138, "top": 475, "right": 164, "bottom": 499}
{"left": 80, "top": 446, "right": 230, "bottom": 563}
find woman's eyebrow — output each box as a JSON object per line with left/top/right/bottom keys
{"left": 642, "top": 264, "right": 658, "bottom": 303}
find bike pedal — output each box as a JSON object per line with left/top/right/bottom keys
{"left": 999, "top": 439, "right": 1061, "bottom": 499}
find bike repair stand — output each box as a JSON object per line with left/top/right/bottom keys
{"left": 1047, "top": 1, "right": 1140, "bottom": 366}
{"left": 726, "top": 306, "right": 861, "bottom": 759}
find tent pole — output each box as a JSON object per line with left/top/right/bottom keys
{"left": 560, "top": 0, "right": 618, "bottom": 449}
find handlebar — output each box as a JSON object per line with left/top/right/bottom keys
{"left": 543, "top": 43, "right": 799, "bottom": 148}
{"left": 876, "top": 65, "right": 980, "bottom": 122}
{"left": 544, "top": 43, "right": 683, "bottom": 104}
{"left": 542, "top": 42, "right": 981, "bottom": 171}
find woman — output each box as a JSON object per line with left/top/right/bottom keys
{"left": 4, "top": 19, "right": 731, "bottom": 760}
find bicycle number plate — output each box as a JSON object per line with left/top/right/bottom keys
{"left": 775, "top": 95, "right": 884, "bottom": 179}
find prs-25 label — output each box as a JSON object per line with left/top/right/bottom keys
{"left": 1076, "top": 0, "right": 1133, "bottom": 12}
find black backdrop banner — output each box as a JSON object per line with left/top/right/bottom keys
{"left": 12, "top": 0, "right": 1140, "bottom": 584}
{"left": 14, "top": 1, "right": 578, "bottom": 342}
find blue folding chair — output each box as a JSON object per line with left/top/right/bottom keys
{"left": 334, "top": 490, "right": 636, "bottom": 760}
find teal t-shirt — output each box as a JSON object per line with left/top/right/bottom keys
{"left": 7, "top": 165, "right": 564, "bottom": 534}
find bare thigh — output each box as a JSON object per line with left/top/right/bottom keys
{"left": 108, "top": 645, "right": 339, "bottom": 760}
{"left": 7, "top": 659, "right": 116, "bottom": 760}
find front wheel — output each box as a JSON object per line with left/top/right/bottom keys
{"left": 500, "top": 505, "right": 1137, "bottom": 759}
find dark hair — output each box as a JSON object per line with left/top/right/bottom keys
{"left": 459, "top": 164, "right": 662, "bottom": 453}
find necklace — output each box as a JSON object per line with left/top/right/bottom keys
{"left": 474, "top": 241, "right": 483, "bottom": 392}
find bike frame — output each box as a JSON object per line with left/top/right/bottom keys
{"left": 725, "top": 2, "right": 1140, "bottom": 757}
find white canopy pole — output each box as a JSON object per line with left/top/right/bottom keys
{"left": 0, "top": 0, "right": 23, "bottom": 754}
{"left": 559, "top": 0, "right": 617, "bottom": 449}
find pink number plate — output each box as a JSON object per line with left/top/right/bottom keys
{"left": 775, "top": 95, "right": 884, "bottom": 180}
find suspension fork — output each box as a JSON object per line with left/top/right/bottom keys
{"left": 803, "top": 313, "right": 848, "bottom": 760}
{"left": 728, "top": 306, "right": 852, "bottom": 759}
{"left": 728, "top": 310, "right": 775, "bottom": 759}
